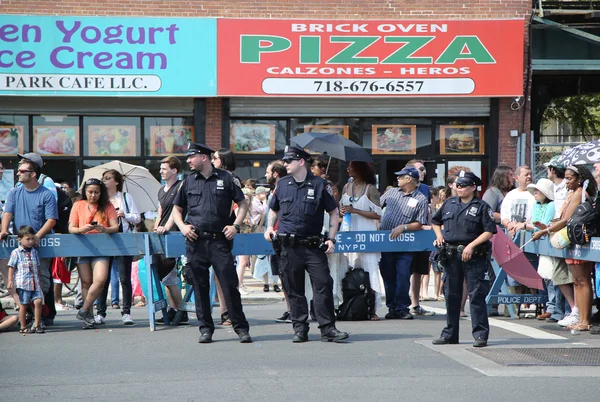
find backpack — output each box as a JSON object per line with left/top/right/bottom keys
{"left": 39, "top": 174, "right": 72, "bottom": 234}
{"left": 566, "top": 196, "right": 600, "bottom": 245}
{"left": 336, "top": 268, "right": 375, "bottom": 321}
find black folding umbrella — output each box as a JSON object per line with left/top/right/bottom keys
{"left": 291, "top": 132, "right": 374, "bottom": 164}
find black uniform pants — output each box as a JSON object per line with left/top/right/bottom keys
{"left": 441, "top": 253, "right": 490, "bottom": 341}
{"left": 279, "top": 244, "right": 335, "bottom": 335}
{"left": 185, "top": 238, "right": 249, "bottom": 334}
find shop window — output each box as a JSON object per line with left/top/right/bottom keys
{"left": 230, "top": 119, "right": 287, "bottom": 154}
{"left": 363, "top": 118, "right": 433, "bottom": 155}
{"left": 0, "top": 114, "right": 28, "bottom": 157}
{"left": 32, "top": 115, "right": 80, "bottom": 157}
{"left": 435, "top": 120, "right": 486, "bottom": 156}
{"left": 144, "top": 117, "right": 194, "bottom": 157}
{"left": 83, "top": 116, "right": 141, "bottom": 157}
{"left": 290, "top": 118, "right": 360, "bottom": 145}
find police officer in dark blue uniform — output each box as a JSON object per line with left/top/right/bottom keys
{"left": 431, "top": 171, "right": 496, "bottom": 348}
{"left": 264, "top": 146, "right": 349, "bottom": 343}
{"left": 173, "top": 143, "right": 252, "bottom": 344}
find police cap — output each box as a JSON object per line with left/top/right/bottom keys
{"left": 455, "top": 171, "right": 482, "bottom": 186}
{"left": 282, "top": 145, "right": 311, "bottom": 162}
{"left": 186, "top": 142, "right": 215, "bottom": 156}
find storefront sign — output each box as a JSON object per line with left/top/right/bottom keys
{"left": 0, "top": 16, "right": 216, "bottom": 96}
{"left": 218, "top": 19, "right": 524, "bottom": 97}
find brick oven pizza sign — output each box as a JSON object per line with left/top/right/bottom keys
{"left": 218, "top": 19, "right": 524, "bottom": 97}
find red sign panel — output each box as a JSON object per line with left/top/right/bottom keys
{"left": 218, "top": 19, "right": 524, "bottom": 97}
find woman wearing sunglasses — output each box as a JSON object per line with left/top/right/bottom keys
{"left": 69, "top": 178, "right": 119, "bottom": 329}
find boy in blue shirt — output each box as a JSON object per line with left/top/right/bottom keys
{"left": 7, "top": 226, "right": 44, "bottom": 334}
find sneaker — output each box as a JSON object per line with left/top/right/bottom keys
{"left": 558, "top": 312, "right": 580, "bottom": 327}
{"left": 157, "top": 308, "right": 176, "bottom": 324}
{"left": 122, "top": 314, "right": 135, "bottom": 326}
{"left": 76, "top": 309, "right": 95, "bottom": 327}
{"left": 411, "top": 306, "right": 436, "bottom": 316}
{"left": 94, "top": 315, "right": 106, "bottom": 325}
{"left": 178, "top": 311, "right": 189, "bottom": 325}
{"left": 275, "top": 311, "right": 291, "bottom": 323}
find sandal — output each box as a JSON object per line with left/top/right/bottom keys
{"left": 460, "top": 311, "right": 468, "bottom": 317}
{"left": 19, "top": 327, "right": 32, "bottom": 334}
{"left": 370, "top": 314, "right": 380, "bottom": 321}
{"left": 112, "top": 304, "right": 120, "bottom": 309}
{"left": 263, "top": 284, "right": 269, "bottom": 292}
{"left": 31, "top": 325, "right": 45, "bottom": 334}
{"left": 569, "top": 323, "right": 591, "bottom": 331}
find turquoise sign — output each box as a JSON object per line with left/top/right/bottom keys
{"left": 0, "top": 15, "right": 216, "bottom": 96}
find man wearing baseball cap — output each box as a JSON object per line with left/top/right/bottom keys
{"left": 379, "top": 167, "right": 429, "bottom": 320}
{"left": 17, "top": 153, "right": 58, "bottom": 201}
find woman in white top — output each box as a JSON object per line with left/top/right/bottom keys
{"left": 96, "top": 169, "right": 141, "bottom": 326}
{"left": 339, "top": 161, "right": 383, "bottom": 320}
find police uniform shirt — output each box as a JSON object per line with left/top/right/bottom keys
{"left": 431, "top": 196, "right": 497, "bottom": 244}
{"left": 380, "top": 188, "right": 429, "bottom": 230}
{"left": 174, "top": 167, "right": 244, "bottom": 233}
{"left": 269, "top": 172, "right": 337, "bottom": 236}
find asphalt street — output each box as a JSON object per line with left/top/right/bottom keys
{"left": 3, "top": 301, "right": 600, "bottom": 402}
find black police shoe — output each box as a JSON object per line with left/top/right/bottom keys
{"left": 321, "top": 328, "right": 349, "bottom": 342}
{"left": 473, "top": 337, "right": 488, "bottom": 348}
{"left": 198, "top": 332, "right": 213, "bottom": 344}
{"left": 292, "top": 332, "right": 308, "bottom": 343}
{"left": 238, "top": 331, "right": 253, "bottom": 343}
{"left": 432, "top": 337, "right": 459, "bottom": 345}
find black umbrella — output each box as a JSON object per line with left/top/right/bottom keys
{"left": 291, "top": 132, "right": 374, "bottom": 164}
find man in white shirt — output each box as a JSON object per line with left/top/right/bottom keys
{"left": 500, "top": 165, "right": 536, "bottom": 316}
{"left": 500, "top": 165, "right": 535, "bottom": 236}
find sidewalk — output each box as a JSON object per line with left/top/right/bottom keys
{"left": 1, "top": 270, "right": 284, "bottom": 310}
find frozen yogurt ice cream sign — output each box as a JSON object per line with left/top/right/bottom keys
{"left": 0, "top": 15, "right": 216, "bottom": 96}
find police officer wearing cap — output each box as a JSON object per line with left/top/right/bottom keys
{"left": 173, "top": 143, "right": 252, "bottom": 344}
{"left": 431, "top": 171, "right": 496, "bottom": 347}
{"left": 264, "top": 146, "right": 349, "bottom": 343}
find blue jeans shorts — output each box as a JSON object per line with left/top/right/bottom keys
{"left": 77, "top": 257, "right": 110, "bottom": 265}
{"left": 17, "top": 288, "right": 43, "bottom": 305}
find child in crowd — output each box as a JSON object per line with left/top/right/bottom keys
{"left": 7, "top": 225, "right": 45, "bottom": 334}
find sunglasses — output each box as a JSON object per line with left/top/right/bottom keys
{"left": 418, "top": 166, "right": 426, "bottom": 172}
{"left": 17, "top": 169, "right": 33, "bottom": 174}
{"left": 85, "top": 178, "right": 102, "bottom": 185}
{"left": 456, "top": 182, "right": 474, "bottom": 189}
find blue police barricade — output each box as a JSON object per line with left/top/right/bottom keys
{"left": 0, "top": 233, "right": 163, "bottom": 324}
{"left": 149, "top": 230, "right": 437, "bottom": 330}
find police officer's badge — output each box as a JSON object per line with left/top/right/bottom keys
{"left": 468, "top": 206, "right": 478, "bottom": 216}
{"left": 307, "top": 188, "right": 315, "bottom": 200}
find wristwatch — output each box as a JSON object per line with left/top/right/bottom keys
{"left": 328, "top": 238, "right": 336, "bottom": 244}
{"left": 403, "top": 224, "right": 408, "bottom": 231}
{"left": 233, "top": 224, "right": 241, "bottom": 233}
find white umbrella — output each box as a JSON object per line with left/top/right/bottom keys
{"left": 81, "top": 161, "right": 161, "bottom": 213}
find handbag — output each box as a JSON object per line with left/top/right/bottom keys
{"left": 537, "top": 255, "right": 554, "bottom": 280}
{"left": 122, "top": 192, "right": 136, "bottom": 232}
{"left": 550, "top": 227, "right": 571, "bottom": 250}
{"left": 51, "top": 257, "right": 71, "bottom": 284}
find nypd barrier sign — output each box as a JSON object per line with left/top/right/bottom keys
{"left": 0, "top": 15, "right": 216, "bottom": 96}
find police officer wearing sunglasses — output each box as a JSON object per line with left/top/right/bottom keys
{"left": 264, "top": 146, "right": 349, "bottom": 343}
{"left": 431, "top": 171, "right": 496, "bottom": 348}
{"left": 172, "top": 143, "right": 252, "bottom": 344}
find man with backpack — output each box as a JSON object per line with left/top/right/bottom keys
{"left": 1, "top": 153, "right": 58, "bottom": 327}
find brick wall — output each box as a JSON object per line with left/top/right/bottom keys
{"left": 2, "top": 0, "right": 532, "bottom": 19}
{"left": 3, "top": 0, "right": 532, "bottom": 164}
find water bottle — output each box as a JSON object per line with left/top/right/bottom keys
{"left": 341, "top": 211, "right": 351, "bottom": 232}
